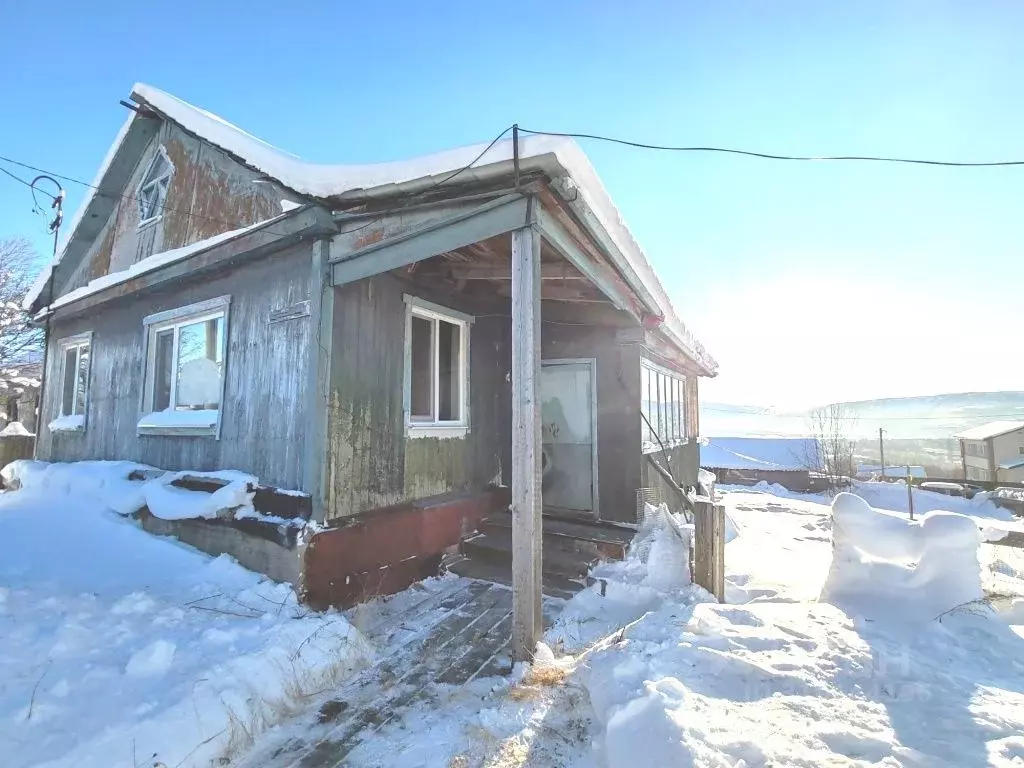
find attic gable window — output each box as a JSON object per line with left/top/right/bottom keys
{"left": 137, "top": 147, "right": 174, "bottom": 225}
{"left": 403, "top": 295, "right": 472, "bottom": 438}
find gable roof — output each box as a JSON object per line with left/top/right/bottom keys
{"left": 955, "top": 421, "right": 1024, "bottom": 441}
{"left": 27, "top": 83, "right": 717, "bottom": 375}
{"left": 700, "top": 437, "right": 820, "bottom": 472}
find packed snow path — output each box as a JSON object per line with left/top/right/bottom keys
{"left": 236, "top": 579, "right": 563, "bottom": 767}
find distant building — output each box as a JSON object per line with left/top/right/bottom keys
{"left": 700, "top": 437, "right": 820, "bottom": 492}
{"left": 0, "top": 361, "right": 40, "bottom": 434}
{"left": 955, "top": 421, "right": 1024, "bottom": 484}
{"left": 856, "top": 465, "right": 926, "bottom": 480}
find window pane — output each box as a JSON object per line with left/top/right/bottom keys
{"left": 437, "top": 319, "right": 461, "bottom": 421}
{"left": 153, "top": 329, "right": 174, "bottom": 411}
{"left": 641, "top": 366, "right": 651, "bottom": 443}
{"left": 410, "top": 315, "right": 433, "bottom": 419}
{"left": 175, "top": 316, "right": 223, "bottom": 410}
{"left": 75, "top": 344, "right": 90, "bottom": 416}
{"left": 61, "top": 347, "right": 77, "bottom": 416}
{"left": 665, "top": 375, "right": 673, "bottom": 439}
{"left": 676, "top": 378, "right": 685, "bottom": 438}
{"left": 656, "top": 373, "right": 665, "bottom": 439}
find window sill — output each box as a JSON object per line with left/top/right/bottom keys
{"left": 137, "top": 409, "right": 219, "bottom": 438}
{"left": 407, "top": 423, "right": 469, "bottom": 440}
{"left": 49, "top": 414, "right": 86, "bottom": 433}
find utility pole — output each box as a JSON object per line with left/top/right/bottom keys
{"left": 878, "top": 427, "right": 886, "bottom": 481}
{"left": 906, "top": 466, "right": 915, "bottom": 520}
{"left": 29, "top": 175, "right": 64, "bottom": 460}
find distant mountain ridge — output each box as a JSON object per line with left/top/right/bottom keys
{"left": 702, "top": 391, "right": 1024, "bottom": 440}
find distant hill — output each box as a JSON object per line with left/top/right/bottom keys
{"left": 702, "top": 391, "right": 1024, "bottom": 440}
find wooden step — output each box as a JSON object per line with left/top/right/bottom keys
{"left": 444, "top": 555, "right": 582, "bottom": 600}
{"left": 479, "top": 511, "right": 633, "bottom": 560}
{"left": 462, "top": 530, "right": 597, "bottom": 579}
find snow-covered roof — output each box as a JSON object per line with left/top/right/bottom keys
{"left": 700, "top": 437, "right": 820, "bottom": 472}
{"left": 998, "top": 456, "right": 1024, "bottom": 471}
{"left": 955, "top": 421, "right": 1024, "bottom": 441}
{"left": 27, "top": 83, "right": 714, "bottom": 374}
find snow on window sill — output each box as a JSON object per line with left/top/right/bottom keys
{"left": 406, "top": 423, "right": 469, "bottom": 440}
{"left": 48, "top": 414, "right": 86, "bottom": 433}
{"left": 137, "top": 409, "right": 219, "bottom": 437}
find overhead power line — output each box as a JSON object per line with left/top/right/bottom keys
{"left": 519, "top": 128, "right": 1024, "bottom": 167}
{"left": 0, "top": 164, "right": 56, "bottom": 197}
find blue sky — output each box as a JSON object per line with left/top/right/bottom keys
{"left": 1, "top": 1, "right": 1021, "bottom": 407}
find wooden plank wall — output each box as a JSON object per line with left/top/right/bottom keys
{"left": 37, "top": 243, "right": 313, "bottom": 490}
{"left": 55, "top": 121, "right": 300, "bottom": 300}
{"left": 541, "top": 322, "right": 642, "bottom": 523}
{"left": 325, "top": 274, "right": 510, "bottom": 521}
{"left": 641, "top": 440, "right": 701, "bottom": 507}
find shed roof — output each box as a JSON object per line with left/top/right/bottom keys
{"left": 998, "top": 456, "right": 1024, "bottom": 471}
{"left": 25, "top": 83, "right": 716, "bottom": 375}
{"left": 700, "top": 437, "right": 820, "bottom": 472}
{"left": 955, "top": 421, "right": 1024, "bottom": 441}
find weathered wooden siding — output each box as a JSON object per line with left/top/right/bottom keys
{"left": 325, "top": 275, "right": 509, "bottom": 521}
{"left": 541, "top": 322, "right": 642, "bottom": 523}
{"left": 57, "top": 120, "right": 297, "bottom": 298}
{"left": 38, "top": 243, "right": 312, "bottom": 489}
{"left": 641, "top": 440, "right": 700, "bottom": 511}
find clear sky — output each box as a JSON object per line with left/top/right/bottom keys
{"left": 1, "top": 1, "right": 1021, "bottom": 408}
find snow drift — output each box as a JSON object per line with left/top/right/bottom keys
{"left": 821, "top": 492, "right": 983, "bottom": 621}
{"left": 1, "top": 459, "right": 287, "bottom": 523}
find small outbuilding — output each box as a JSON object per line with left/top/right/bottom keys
{"left": 700, "top": 436, "right": 820, "bottom": 492}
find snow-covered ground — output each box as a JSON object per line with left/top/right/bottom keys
{"left": 0, "top": 474, "right": 368, "bottom": 768}
{"left": 249, "top": 484, "right": 1024, "bottom": 768}
{"left": 5, "top": 465, "right": 1024, "bottom": 767}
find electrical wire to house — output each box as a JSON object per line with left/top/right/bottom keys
{"left": 516, "top": 128, "right": 1024, "bottom": 167}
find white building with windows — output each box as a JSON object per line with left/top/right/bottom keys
{"left": 955, "top": 421, "right": 1024, "bottom": 483}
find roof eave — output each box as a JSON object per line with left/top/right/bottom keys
{"left": 331, "top": 152, "right": 718, "bottom": 376}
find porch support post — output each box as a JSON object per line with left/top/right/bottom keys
{"left": 511, "top": 211, "right": 543, "bottom": 662}
{"left": 304, "top": 238, "right": 334, "bottom": 523}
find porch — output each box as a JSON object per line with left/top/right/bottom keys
{"left": 308, "top": 178, "right": 712, "bottom": 660}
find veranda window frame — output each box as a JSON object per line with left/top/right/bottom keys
{"left": 641, "top": 358, "right": 689, "bottom": 454}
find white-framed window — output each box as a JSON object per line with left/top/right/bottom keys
{"left": 403, "top": 295, "right": 472, "bottom": 438}
{"left": 50, "top": 332, "right": 91, "bottom": 432}
{"left": 1018, "top": 446, "right": 1024, "bottom": 456}
{"left": 138, "top": 296, "right": 229, "bottom": 436}
{"left": 137, "top": 146, "right": 174, "bottom": 226}
{"left": 641, "top": 358, "right": 687, "bottom": 452}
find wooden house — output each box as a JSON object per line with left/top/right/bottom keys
{"left": 26, "top": 84, "right": 717, "bottom": 655}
